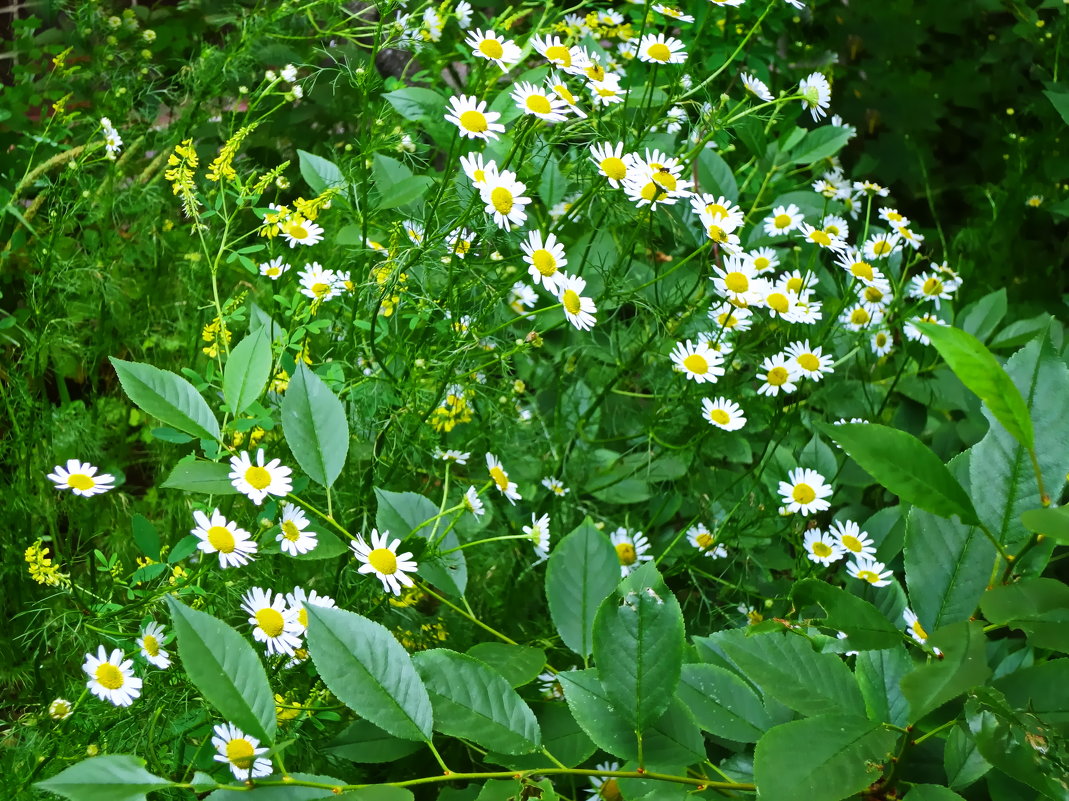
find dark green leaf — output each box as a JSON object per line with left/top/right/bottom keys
{"left": 36, "top": 755, "right": 174, "bottom": 801}
{"left": 790, "top": 126, "right": 852, "bottom": 164}
{"left": 377, "top": 175, "right": 434, "bottom": 210}
{"left": 994, "top": 660, "right": 1069, "bottom": 727}
{"left": 324, "top": 720, "right": 423, "bottom": 764}
{"left": 676, "top": 663, "right": 771, "bottom": 742}
{"left": 1043, "top": 89, "right": 1069, "bottom": 126}
{"left": 131, "top": 514, "right": 160, "bottom": 561}
{"left": 1021, "top": 506, "right": 1069, "bottom": 543}
{"left": 792, "top": 579, "right": 901, "bottom": 650}
{"left": 486, "top": 702, "right": 597, "bottom": 769}
{"left": 383, "top": 87, "right": 447, "bottom": 121}
{"left": 110, "top": 357, "right": 220, "bottom": 442}
{"left": 905, "top": 785, "right": 967, "bottom": 801}
{"left": 981, "top": 578, "right": 1069, "bottom": 652}
{"left": 855, "top": 645, "right": 912, "bottom": 727}
{"left": 281, "top": 362, "right": 348, "bottom": 488}
{"left": 959, "top": 289, "right": 1007, "bottom": 344}
{"left": 900, "top": 621, "right": 991, "bottom": 723}
{"left": 545, "top": 519, "right": 619, "bottom": 659}
{"left": 466, "top": 643, "right": 546, "bottom": 688}
{"left": 161, "top": 460, "right": 239, "bottom": 495}
{"left": 223, "top": 326, "right": 272, "bottom": 416}
{"left": 696, "top": 150, "right": 737, "bottom": 198}
{"left": 943, "top": 723, "right": 991, "bottom": 791}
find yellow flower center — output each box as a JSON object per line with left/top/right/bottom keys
{"left": 872, "top": 240, "right": 892, "bottom": 255}
{"left": 526, "top": 94, "right": 552, "bottom": 114}
{"left": 850, "top": 308, "right": 871, "bottom": 325}
{"left": 812, "top": 541, "right": 832, "bottom": 558}
{"left": 256, "top": 608, "right": 285, "bottom": 638}
{"left": 615, "top": 542, "right": 637, "bottom": 565}
{"left": 600, "top": 778, "right": 622, "bottom": 801}
{"left": 724, "top": 272, "right": 749, "bottom": 293}
{"left": 652, "top": 170, "right": 677, "bottom": 190}
{"left": 792, "top": 483, "right": 816, "bottom": 504}
{"left": 864, "top": 286, "right": 884, "bottom": 303}
{"left": 226, "top": 738, "right": 256, "bottom": 769}
{"left": 298, "top": 607, "right": 308, "bottom": 628}
{"left": 68, "top": 473, "right": 96, "bottom": 490}
{"left": 767, "top": 366, "right": 789, "bottom": 386}
{"left": 490, "top": 186, "right": 514, "bottom": 214}
{"left": 710, "top": 409, "right": 730, "bottom": 425}
{"left": 585, "top": 64, "right": 605, "bottom": 81}
{"left": 245, "top": 465, "right": 272, "bottom": 490}
{"left": 473, "top": 168, "right": 485, "bottom": 182}
{"left": 562, "top": 289, "right": 582, "bottom": 315}
{"left": 773, "top": 213, "right": 792, "bottom": 229}
{"left": 281, "top": 521, "right": 301, "bottom": 542}
{"left": 311, "top": 282, "right": 331, "bottom": 298}
{"left": 922, "top": 277, "right": 943, "bottom": 296}
{"left": 808, "top": 230, "right": 832, "bottom": 247}
{"left": 532, "top": 249, "right": 557, "bottom": 276}
{"left": 767, "top": 293, "right": 789, "bottom": 313}
{"left": 489, "top": 465, "right": 510, "bottom": 490}
{"left": 142, "top": 634, "right": 160, "bottom": 657}
{"left": 875, "top": 333, "right": 888, "bottom": 347}
{"left": 544, "top": 45, "right": 571, "bottom": 66}
{"left": 207, "top": 525, "right": 236, "bottom": 554}
{"left": 95, "top": 663, "right": 125, "bottom": 690}
{"left": 824, "top": 224, "right": 841, "bottom": 236}
{"left": 478, "top": 39, "right": 504, "bottom": 59}
{"left": 647, "top": 43, "right": 671, "bottom": 61}
{"left": 640, "top": 181, "right": 661, "bottom": 201}
{"left": 683, "top": 353, "right": 709, "bottom": 374}
{"left": 718, "top": 312, "right": 738, "bottom": 328}
{"left": 797, "top": 353, "right": 820, "bottom": 372}
{"left": 287, "top": 223, "right": 309, "bottom": 240}
{"left": 459, "top": 110, "right": 488, "bottom": 133}
{"left": 857, "top": 570, "right": 881, "bottom": 584}
{"left": 849, "top": 261, "right": 874, "bottom": 281}
{"left": 553, "top": 84, "right": 576, "bottom": 104}
{"left": 368, "top": 547, "right": 398, "bottom": 575}
{"left": 786, "top": 276, "right": 803, "bottom": 293}
{"left": 841, "top": 535, "right": 862, "bottom": 552}
{"left": 600, "top": 157, "right": 627, "bottom": 181}
{"left": 886, "top": 211, "right": 904, "bottom": 222}
{"left": 706, "top": 203, "right": 729, "bottom": 218}
{"left": 911, "top": 620, "right": 929, "bottom": 640}
{"left": 707, "top": 225, "right": 728, "bottom": 243}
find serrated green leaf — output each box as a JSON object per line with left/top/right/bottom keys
{"left": 110, "top": 357, "right": 220, "bottom": 441}
{"left": 486, "top": 702, "right": 597, "bottom": 769}
{"left": 281, "top": 362, "right": 348, "bottom": 488}
{"left": 324, "top": 719, "right": 423, "bottom": 764}
{"left": 36, "top": 755, "right": 174, "bottom": 801}
{"left": 223, "top": 326, "right": 272, "bottom": 415}
{"left": 466, "top": 643, "right": 546, "bottom": 688}
{"left": 855, "top": 645, "right": 912, "bottom": 727}
{"left": 545, "top": 519, "right": 619, "bottom": 659}
{"left": 413, "top": 648, "right": 541, "bottom": 754}
{"left": 943, "top": 724, "right": 991, "bottom": 791}
{"left": 900, "top": 621, "right": 990, "bottom": 723}
{"left": 305, "top": 604, "right": 432, "bottom": 741}
{"left": 676, "top": 663, "right": 771, "bottom": 742}
{"left": 130, "top": 514, "right": 160, "bottom": 561}
{"left": 298, "top": 149, "right": 346, "bottom": 194}
{"left": 792, "top": 579, "right": 901, "bottom": 650}
{"left": 165, "top": 596, "right": 276, "bottom": 743}
{"left": 904, "top": 785, "right": 967, "bottom": 801}
{"left": 160, "top": 460, "right": 239, "bottom": 495}
{"left": 980, "top": 577, "right": 1069, "bottom": 652}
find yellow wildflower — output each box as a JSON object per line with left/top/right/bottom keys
{"left": 164, "top": 139, "right": 201, "bottom": 218}
{"left": 206, "top": 123, "right": 258, "bottom": 183}
{"left": 25, "top": 540, "right": 68, "bottom": 587}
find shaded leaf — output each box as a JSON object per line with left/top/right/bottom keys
{"left": 792, "top": 579, "right": 901, "bottom": 650}
{"left": 900, "top": 621, "right": 991, "bottom": 723}
{"left": 36, "top": 755, "right": 174, "bottom": 801}
{"left": 676, "top": 663, "right": 771, "bottom": 742}
{"left": 161, "top": 460, "right": 238, "bottom": 495}
{"left": 981, "top": 578, "right": 1069, "bottom": 653}
{"left": 545, "top": 519, "right": 619, "bottom": 659}
{"left": 855, "top": 645, "right": 912, "bottom": 727}
{"left": 466, "top": 643, "right": 546, "bottom": 688}
{"left": 223, "top": 326, "right": 272, "bottom": 416}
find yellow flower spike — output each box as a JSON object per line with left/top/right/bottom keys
{"left": 206, "top": 123, "right": 258, "bottom": 183}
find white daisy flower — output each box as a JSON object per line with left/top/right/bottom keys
{"left": 846, "top": 555, "right": 894, "bottom": 588}
{"left": 712, "top": 256, "right": 766, "bottom": 306}
{"left": 783, "top": 340, "right": 834, "bottom": 381}
{"left": 524, "top": 513, "right": 551, "bottom": 563}
{"left": 871, "top": 329, "right": 894, "bottom": 357}
{"left": 878, "top": 207, "right": 910, "bottom": 227}
{"left": 691, "top": 194, "right": 745, "bottom": 230}
{"left": 48, "top": 698, "right": 73, "bottom": 720}
{"left": 908, "top": 272, "right": 955, "bottom": 308}
{"left": 862, "top": 232, "right": 901, "bottom": 261}
{"left": 740, "top": 73, "right": 773, "bottom": 102}
{"left": 802, "top": 530, "right": 845, "bottom": 566}
{"left": 904, "top": 314, "right": 946, "bottom": 346}
{"left": 286, "top": 586, "right": 336, "bottom": 633}
{"left": 137, "top": 622, "right": 171, "bottom": 669}
{"left": 798, "top": 72, "right": 831, "bottom": 121}
{"left": 820, "top": 214, "right": 850, "bottom": 240}
{"left": 480, "top": 170, "right": 531, "bottom": 230}
{"left": 610, "top": 528, "right": 653, "bottom": 577}
{"left": 446, "top": 227, "right": 477, "bottom": 259}
{"left": 857, "top": 276, "right": 894, "bottom": 315}
{"left": 894, "top": 224, "right": 925, "bottom": 250}
{"left": 278, "top": 216, "right": 324, "bottom": 248}
{"left": 537, "top": 670, "right": 565, "bottom": 700}
{"left": 47, "top": 459, "right": 116, "bottom": 497}
{"left": 101, "top": 117, "right": 123, "bottom": 158}
{"left": 403, "top": 219, "right": 426, "bottom": 245}
{"left": 757, "top": 353, "right": 799, "bottom": 397}
{"left": 351, "top": 528, "right": 419, "bottom": 596}
{"left": 462, "top": 485, "right": 485, "bottom": 517}
{"left": 259, "top": 256, "right": 291, "bottom": 279}
{"left": 465, "top": 28, "right": 522, "bottom": 69}
{"left": 192, "top": 508, "right": 258, "bottom": 568}
{"left": 241, "top": 586, "right": 303, "bottom": 657}
{"left": 798, "top": 222, "right": 847, "bottom": 252}
{"left": 702, "top": 397, "right": 746, "bottom": 431}
{"left": 511, "top": 81, "right": 569, "bottom": 122}
{"left": 903, "top": 608, "right": 931, "bottom": 646}
{"left": 541, "top": 476, "right": 570, "bottom": 496}
{"left": 687, "top": 523, "right": 728, "bottom": 558}
{"left": 841, "top": 304, "right": 882, "bottom": 332}
{"left": 708, "top": 301, "right": 753, "bottom": 332}
{"left": 444, "top": 94, "right": 506, "bottom": 141}
{"left": 587, "top": 75, "right": 627, "bottom": 107}
{"left": 532, "top": 35, "right": 583, "bottom": 69}
{"left": 829, "top": 519, "right": 876, "bottom": 557}
{"left": 653, "top": 4, "right": 695, "bottom": 23}
{"left": 297, "top": 262, "right": 343, "bottom": 303}
{"left": 778, "top": 468, "right": 833, "bottom": 516}
{"left": 83, "top": 646, "right": 142, "bottom": 707}
{"left": 486, "top": 453, "right": 522, "bottom": 504}
{"left": 586, "top": 762, "right": 623, "bottom": 800}
{"left": 212, "top": 722, "right": 273, "bottom": 780}
{"left": 637, "top": 33, "right": 687, "bottom": 64}
{"left": 557, "top": 272, "right": 598, "bottom": 331}
{"left": 434, "top": 448, "right": 471, "bottom": 465}
{"left": 590, "top": 141, "right": 636, "bottom": 188}
{"left": 454, "top": 0, "right": 473, "bottom": 27}
{"left": 276, "top": 502, "right": 318, "bottom": 556}
{"left": 835, "top": 250, "right": 879, "bottom": 284}
{"left": 546, "top": 72, "right": 587, "bottom": 118}
{"left": 763, "top": 203, "right": 804, "bottom": 237}
{"left": 521, "top": 230, "right": 568, "bottom": 291}
{"left": 229, "top": 449, "right": 293, "bottom": 505}
{"left": 508, "top": 281, "right": 538, "bottom": 313}
{"left": 670, "top": 339, "right": 725, "bottom": 384}
{"left": 459, "top": 152, "right": 498, "bottom": 187}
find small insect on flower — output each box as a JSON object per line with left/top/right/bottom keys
{"left": 778, "top": 468, "right": 833, "bottom": 516}
{"left": 802, "top": 530, "right": 845, "bottom": 566}
{"left": 47, "top": 459, "right": 116, "bottom": 497}
{"left": 192, "top": 508, "right": 258, "bottom": 568}
{"left": 486, "top": 453, "right": 522, "bottom": 504}
{"left": 511, "top": 81, "right": 569, "bottom": 122}
{"left": 846, "top": 555, "right": 894, "bottom": 588}
{"left": 137, "top": 621, "right": 171, "bottom": 669}
{"left": 445, "top": 94, "right": 506, "bottom": 141}
{"left": 276, "top": 502, "right": 318, "bottom": 556}
{"left": 229, "top": 449, "right": 293, "bottom": 505}
{"left": 351, "top": 529, "right": 419, "bottom": 596}
{"left": 610, "top": 528, "right": 653, "bottom": 577}
{"left": 557, "top": 273, "right": 598, "bottom": 331}
{"left": 212, "top": 722, "right": 273, "bottom": 780}
{"left": 637, "top": 33, "right": 688, "bottom": 64}
{"left": 653, "top": 4, "right": 695, "bottom": 23}
{"left": 83, "top": 646, "right": 142, "bottom": 707}
{"left": 242, "top": 586, "right": 304, "bottom": 656}
{"left": 701, "top": 396, "right": 746, "bottom": 431}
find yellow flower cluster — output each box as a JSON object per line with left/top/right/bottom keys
{"left": 395, "top": 622, "right": 448, "bottom": 652}
{"left": 201, "top": 316, "right": 232, "bottom": 358}
{"left": 258, "top": 205, "right": 289, "bottom": 239}
{"left": 294, "top": 189, "right": 336, "bottom": 221}
{"left": 428, "top": 386, "right": 474, "bottom": 433}
{"left": 206, "top": 123, "right": 258, "bottom": 183}
{"left": 25, "top": 540, "right": 68, "bottom": 587}
{"left": 250, "top": 161, "right": 290, "bottom": 196}
{"left": 164, "top": 139, "right": 201, "bottom": 218}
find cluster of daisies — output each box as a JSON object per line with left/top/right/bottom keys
{"left": 81, "top": 621, "right": 170, "bottom": 708}
{"left": 258, "top": 257, "right": 354, "bottom": 305}
{"left": 240, "top": 585, "right": 335, "bottom": 661}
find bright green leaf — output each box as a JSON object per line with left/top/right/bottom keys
{"left": 1043, "top": 89, "right": 1069, "bottom": 126}
{"left": 905, "top": 785, "right": 967, "bottom": 801}
{"left": 792, "top": 579, "right": 901, "bottom": 650}
{"left": 130, "top": 514, "right": 160, "bottom": 561}
{"left": 110, "top": 357, "right": 220, "bottom": 442}
{"left": 281, "top": 362, "right": 348, "bottom": 488}
{"left": 375, "top": 488, "right": 467, "bottom": 596}
{"left": 675, "top": 663, "right": 771, "bottom": 742}
{"left": 980, "top": 577, "right": 1069, "bottom": 653}
{"left": 161, "top": 460, "right": 239, "bottom": 495}
{"left": 545, "top": 518, "right": 619, "bottom": 659}
{"left": 223, "top": 326, "right": 272, "bottom": 416}
{"left": 1021, "top": 506, "right": 1069, "bottom": 543}
{"left": 900, "top": 621, "right": 991, "bottom": 723}
{"left": 855, "top": 645, "right": 912, "bottom": 727}
{"left": 36, "top": 755, "right": 174, "bottom": 801}
{"left": 790, "top": 126, "right": 852, "bottom": 165}
{"left": 298, "top": 150, "right": 346, "bottom": 194}
{"left": 466, "top": 643, "right": 546, "bottom": 688}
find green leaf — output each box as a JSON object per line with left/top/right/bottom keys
{"left": 675, "top": 663, "right": 772, "bottom": 742}
{"left": 712, "top": 628, "right": 866, "bottom": 718}
{"left": 1021, "top": 506, "right": 1069, "bottom": 543}
{"left": 305, "top": 604, "right": 432, "bottom": 741}
{"left": 160, "top": 460, "right": 239, "bottom": 495}
{"left": 822, "top": 422, "right": 977, "bottom": 524}
{"left": 790, "top": 126, "right": 852, "bottom": 165}
{"left": 900, "top": 621, "right": 991, "bottom": 723}
{"left": 696, "top": 149, "right": 737, "bottom": 198}
{"left": 855, "top": 645, "right": 912, "bottom": 727}
{"left": 377, "top": 175, "right": 434, "bottom": 210}
{"left": 167, "top": 534, "right": 199, "bottom": 564}
{"left": 905, "top": 785, "right": 967, "bottom": 801}
{"left": 324, "top": 719, "right": 423, "bottom": 764}
{"left": 753, "top": 715, "right": 896, "bottom": 801}
{"left": 375, "top": 488, "right": 467, "bottom": 596}
{"left": 165, "top": 596, "right": 276, "bottom": 743}
{"left": 970, "top": 329, "right": 1069, "bottom": 550}
{"left": 980, "top": 577, "right": 1069, "bottom": 652}
{"left": 466, "top": 643, "right": 546, "bottom": 688}
{"left": 959, "top": 288, "right": 1007, "bottom": 343}
{"left": 412, "top": 648, "right": 541, "bottom": 754}
{"left": 486, "top": 702, "right": 597, "bottom": 769}
{"left": 281, "top": 362, "right": 348, "bottom": 488}
{"left": 792, "top": 579, "right": 901, "bottom": 650}
{"left": 206, "top": 774, "right": 380, "bottom": 801}
{"left": 110, "top": 357, "right": 221, "bottom": 442}
{"left": 593, "top": 565, "right": 684, "bottom": 730}
{"left": 545, "top": 518, "right": 619, "bottom": 659}
{"left": 223, "top": 326, "right": 272, "bottom": 416}
{"left": 1043, "top": 89, "right": 1069, "bottom": 126}
{"left": 36, "top": 755, "right": 174, "bottom": 801}
{"left": 916, "top": 322, "right": 1034, "bottom": 451}
{"left": 130, "top": 514, "right": 160, "bottom": 561}
{"left": 994, "top": 660, "right": 1069, "bottom": 726}
{"left": 943, "top": 723, "right": 991, "bottom": 791}
{"left": 538, "top": 154, "right": 567, "bottom": 209}
{"left": 383, "top": 87, "right": 447, "bottom": 121}
{"left": 298, "top": 149, "right": 346, "bottom": 194}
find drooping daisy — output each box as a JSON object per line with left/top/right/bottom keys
{"left": 241, "top": 586, "right": 303, "bottom": 656}
{"left": 862, "top": 232, "right": 900, "bottom": 261}
{"left": 444, "top": 94, "right": 506, "bottom": 141}
{"left": 835, "top": 249, "right": 878, "bottom": 284}
{"left": 546, "top": 72, "right": 587, "bottom": 118}
{"left": 854, "top": 180, "right": 890, "bottom": 198}
{"left": 783, "top": 340, "right": 834, "bottom": 381}
{"left": 137, "top": 622, "right": 171, "bottom": 669}
{"left": 47, "top": 459, "right": 116, "bottom": 497}
{"left": 903, "top": 608, "right": 931, "bottom": 646}
{"left": 653, "top": 4, "right": 696, "bottom": 23}
{"left": 454, "top": 0, "right": 473, "bottom": 27}
{"left": 462, "top": 485, "right": 485, "bottom": 517}
{"left": 192, "top": 508, "right": 258, "bottom": 568}
{"left": 610, "top": 528, "right": 653, "bottom": 577}
{"left": 637, "top": 33, "right": 687, "bottom": 64}
{"left": 798, "top": 72, "right": 831, "bottom": 121}
{"left": 757, "top": 353, "right": 799, "bottom": 397}
{"left": 508, "top": 281, "right": 538, "bottom": 313}
{"left": 259, "top": 257, "right": 291, "bottom": 280}
{"left": 586, "top": 762, "right": 623, "bottom": 800}
{"left": 83, "top": 646, "right": 142, "bottom": 707}
{"left": 480, "top": 171, "right": 530, "bottom": 230}
{"left": 524, "top": 513, "right": 551, "bottom": 562}
{"left": 871, "top": 329, "right": 894, "bottom": 357}
{"left": 557, "top": 273, "right": 598, "bottom": 331}
{"left": 403, "top": 219, "right": 426, "bottom": 245}
{"left": 763, "top": 204, "right": 804, "bottom": 237}
{"left": 670, "top": 340, "right": 725, "bottom": 384}
{"left": 465, "top": 28, "right": 522, "bottom": 69}
{"left": 701, "top": 397, "right": 746, "bottom": 431}
{"left": 532, "top": 35, "right": 582, "bottom": 69}
{"left": 511, "top": 81, "right": 569, "bottom": 122}
{"left": 486, "top": 453, "right": 521, "bottom": 504}
{"left": 229, "top": 449, "right": 293, "bottom": 505}
{"left": 286, "top": 586, "right": 336, "bottom": 633}
{"left": 100, "top": 117, "right": 123, "bottom": 158}
{"left": 904, "top": 314, "right": 946, "bottom": 346}
{"left": 212, "top": 722, "right": 273, "bottom": 780}
{"left": 687, "top": 523, "right": 728, "bottom": 558}
{"left": 521, "top": 230, "right": 568, "bottom": 291}
{"left": 279, "top": 215, "right": 324, "bottom": 248}
{"left": 590, "top": 141, "right": 636, "bottom": 188}
{"left": 434, "top": 448, "right": 471, "bottom": 465}
{"left": 459, "top": 152, "right": 498, "bottom": 187}
{"left": 908, "top": 272, "right": 955, "bottom": 307}
{"left": 276, "top": 502, "right": 318, "bottom": 556}
{"left": 712, "top": 256, "right": 765, "bottom": 306}
{"left": 802, "top": 530, "right": 845, "bottom": 566}
{"left": 829, "top": 519, "right": 876, "bottom": 557}
{"left": 778, "top": 468, "right": 833, "bottom": 516}
{"left": 351, "top": 529, "right": 418, "bottom": 596}
{"left": 798, "top": 222, "right": 847, "bottom": 252}
{"left": 894, "top": 224, "right": 925, "bottom": 250}
{"left": 297, "top": 263, "right": 343, "bottom": 303}
{"left": 541, "top": 476, "right": 570, "bottom": 496}
{"left": 740, "top": 73, "right": 774, "bottom": 102}
{"left": 48, "top": 698, "right": 73, "bottom": 720}
{"left": 846, "top": 555, "right": 894, "bottom": 588}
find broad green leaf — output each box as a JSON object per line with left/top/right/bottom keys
{"left": 305, "top": 604, "right": 432, "bottom": 741}
{"left": 904, "top": 505, "right": 994, "bottom": 633}
{"left": 559, "top": 669, "right": 704, "bottom": 769}
{"left": 324, "top": 719, "right": 423, "bottom": 763}
{"left": 377, "top": 175, "right": 434, "bottom": 210}
{"left": 383, "top": 87, "right": 447, "bottom": 121}
{"left": 206, "top": 774, "right": 402, "bottom": 801}
{"left": 970, "top": 330, "right": 1069, "bottom": 551}
{"left": 413, "top": 648, "right": 541, "bottom": 754}
{"left": 821, "top": 423, "right": 977, "bottom": 524}
{"left": 1043, "top": 89, "right": 1069, "bottom": 126}
{"left": 753, "top": 715, "right": 895, "bottom": 801}
{"left": 917, "top": 322, "right": 1034, "bottom": 451}
{"left": 538, "top": 154, "right": 567, "bottom": 209}
{"left": 36, "top": 755, "right": 174, "bottom": 801}
{"left": 161, "top": 460, "right": 238, "bottom": 495}
{"left": 980, "top": 577, "right": 1069, "bottom": 652}
{"left": 676, "top": 663, "right": 771, "bottom": 742}
{"left": 1021, "top": 506, "right": 1069, "bottom": 543}
{"left": 130, "top": 514, "right": 160, "bottom": 561}
{"left": 790, "top": 126, "right": 852, "bottom": 164}
{"left": 994, "top": 660, "right": 1069, "bottom": 726}
{"left": 486, "top": 701, "right": 597, "bottom": 769}
{"left": 943, "top": 724, "right": 992, "bottom": 791}
{"left": 298, "top": 149, "right": 345, "bottom": 194}
{"left": 959, "top": 288, "right": 1007, "bottom": 343}
{"left": 792, "top": 579, "right": 901, "bottom": 650}
{"left": 281, "top": 362, "right": 348, "bottom": 488}
{"left": 375, "top": 488, "right": 467, "bottom": 596}
{"left": 714, "top": 628, "right": 866, "bottom": 718}
{"left": 593, "top": 565, "right": 684, "bottom": 729}
{"left": 545, "top": 518, "right": 619, "bottom": 658}
{"left": 165, "top": 596, "right": 276, "bottom": 743}
{"left": 110, "top": 357, "right": 220, "bottom": 442}
{"left": 900, "top": 621, "right": 991, "bottom": 723}
{"left": 855, "top": 645, "right": 912, "bottom": 727}
{"left": 167, "top": 534, "right": 199, "bottom": 564}
{"left": 696, "top": 149, "right": 737, "bottom": 198}
{"left": 223, "top": 326, "right": 272, "bottom": 415}
{"left": 466, "top": 643, "right": 546, "bottom": 688}
{"left": 905, "top": 785, "right": 967, "bottom": 801}
{"left": 800, "top": 433, "right": 838, "bottom": 481}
